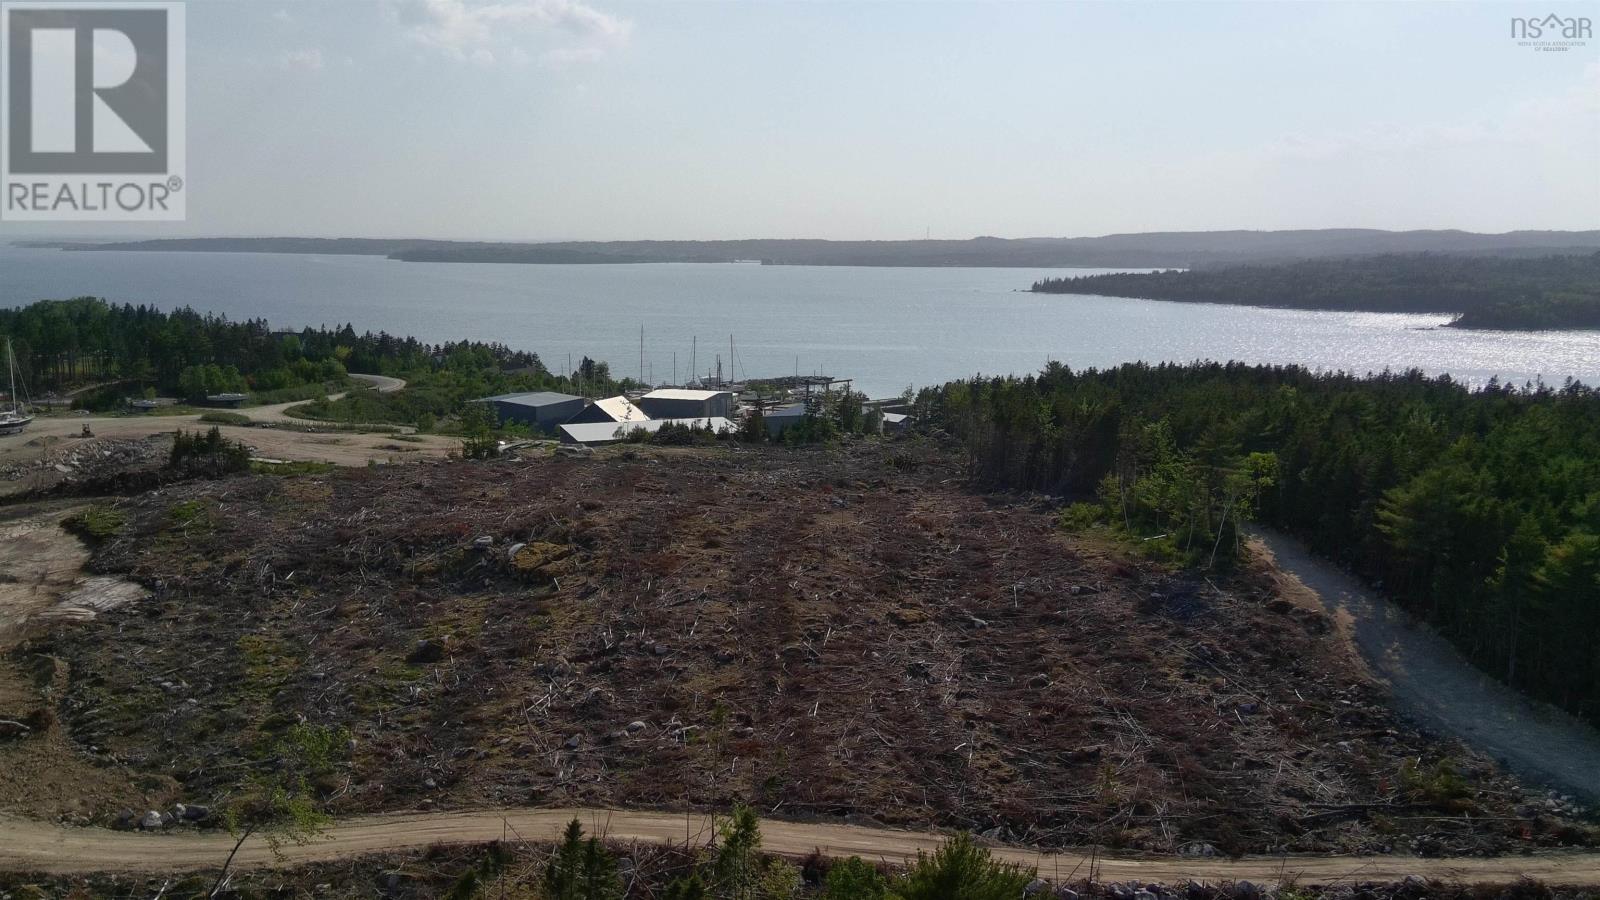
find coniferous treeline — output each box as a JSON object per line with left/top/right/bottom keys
{"left": 1030, "top": 253, "right": 1600, "bottom": 330}
{"left": 916, "top": 362, "right": 1600, "bottom": 724}
{"left": 0, "top": 297, "right": 544, "bottom": 396}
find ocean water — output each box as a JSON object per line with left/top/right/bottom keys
{"left": 3, "top": 245, "right": 1597, "bottom": 398}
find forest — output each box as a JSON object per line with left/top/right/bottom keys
{"left": 0, "top": 297, "right": 550, "bottom": 406}
{"left": 915, "top": 361, "right": 1600, "bottom": 725}
{"left": 1030, "top": 253, "right": 1600, "bottom": 330}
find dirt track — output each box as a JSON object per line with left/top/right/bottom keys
{"left": 1251, "top": 529, "right": 1600, "bottom": 804}
{"left": 0, "top": 374, "right": 455, "bottom": 482}
{"left": 2, "top": 807, "right": 1599, "bottom": 884}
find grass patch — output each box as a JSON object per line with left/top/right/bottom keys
{"left": 199, "top": 411, "right": 253, "bottom": 426}
{"left": 237, "top": 634, "right": 301, "bottom": 704}
{"left": 67, "top": 505, "right": 127, "bottom": 540}
{"left": 167, "top": 498, "right": 217, "bottom": 531}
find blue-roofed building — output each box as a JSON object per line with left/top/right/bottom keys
{"left": 472, "top": 391, "right": 586, "bottom": 432}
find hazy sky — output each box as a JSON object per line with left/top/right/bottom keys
{"left": 6, "top": 0, "right": 1598, "bottom": 240}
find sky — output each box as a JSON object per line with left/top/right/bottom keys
{"left": 4, "top": 0, "right": 1598, "bottom": 241}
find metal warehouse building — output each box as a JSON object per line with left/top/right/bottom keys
{"left": 565, "top": 395, "right": 650, "bottom": 425}
{"left": 637, "top": 389, "right": 734, "bottom": 420}
{"left": 559, "top": 417, "right": 736, "bottom": 446}
{"left": 472, "top": 391, "right": 586, "bottom": 431}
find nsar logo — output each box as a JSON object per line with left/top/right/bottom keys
{"left": 1510, "top": 13, "right": 1592, "bottom": 51}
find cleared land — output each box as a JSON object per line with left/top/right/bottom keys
{"left": 5, "top": 443, "right": 1593, "bottom": 868}
{"left": 0, "top": 375, "right": 454, "bottom": 497}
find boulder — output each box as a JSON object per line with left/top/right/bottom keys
{"left": 625, "top": 720, "right": 647, "bottom": 735}
{"left": 139, "top": 810, "right": 164, "bottom": 830}
{"left": 407, "top": 639, "right": 446, "bottom": 664}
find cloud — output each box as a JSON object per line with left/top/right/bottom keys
{"left": 394, "top": 0, "right": 632, "bottom": 66}
{"left": 279, "top": 48, "right": 325, "bottom": 71}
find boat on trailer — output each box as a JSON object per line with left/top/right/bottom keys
{"left": 0, "top": 337, "right": 33, "bottom": 436}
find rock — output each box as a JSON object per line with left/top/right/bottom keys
{"left": 626, "top": 720, "right": 647, "bottom": 735}
{"left": 1232, "top": 881, "right": 1261, "bottom": 900}
{"left": 1027, "top": 673, "right": 1050, "bottom": 689}
{"left": 113, "top": 809, "right": 138, "bottom": 831}
{"left": 160, "top": 812, "right": 176, "bottom": 828}
{"left": 564, "top": 733, "right": 582, "bottom": 750}
{"left": 472, "top": 535, "right": 494, "bottom": 550}
{"left": 1025, "top": 879, "right": 1051, "bottom": 895}
{"left": 424, "top": 777, "right": 437, "bottom": 789}
{"left": 506, "top": 542, "right": 526, "bottom": 561}
{"left": 1181, "top": 842, "right": 1217, "bottom": 857}
{"left": 651, "top": 643, "right": 669, "bottom": 656}
{"left": 408, "top": 639, "right": 446, "bottom": 664}
{"left": 1135, "top": 891, "right": 1159, "bottom": 900}
{"left": 171, "top": 803, "right": 187, "bottom": 821}
{"left": 1055, "top": 889, "right": 1079, "bottom": 900}
{"left": 182, "top": 804, "right": 210, "bottom": 821}
{"left": 139, "top": 810, "right": 164, "bottom": 830}
{"left": 555, "top": 444, "right": 593, "bottom": 458}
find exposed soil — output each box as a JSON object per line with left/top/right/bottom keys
{"left": 14, "top": 444, "right": 1594, "bottom": 859}
{"left": 0, "top": 503, "right": 170, "bottom": 823}
{"left": 0, "top": 374, "right": 450, "bottom": 498}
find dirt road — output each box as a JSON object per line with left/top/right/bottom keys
{"left": 1251, "top": 529, "right": 1600, "bottom": 804}
{"left": 0, "top": 374, "right": 455, "bottom": 479}
{"left": 2, "top": 807, "right": 1599, "bottom": 883}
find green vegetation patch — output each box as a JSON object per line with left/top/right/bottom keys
{"left": 66, "top": 505, "right": 127, "bottom": 540}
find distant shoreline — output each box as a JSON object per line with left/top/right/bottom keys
{"left": 16, "top": 227, "right": 1600, "bottom": 270}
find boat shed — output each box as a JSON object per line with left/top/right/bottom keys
{"left": 560, "top": 416, "right": 736, "bottom": 446}
{"left": 881, "top": 412, "right": 911, "bottom": 435}
{"left": 472, "top": 391, "right": 586, "bottom": 431}
{"left": 565, "top": 395, "right": 650, "bottom": 425}
{"left": 637, "top": 389, "right": 734, "bottom": 420}
{"left": 763, "top": 403, "right": 810, "bottom": 438}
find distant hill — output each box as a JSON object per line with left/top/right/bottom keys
{"left": 1031, "top": 252, "right": 1600, "bottom": 330}
{"left": 23, "top": 229, "right": 1600, "bottom": 268}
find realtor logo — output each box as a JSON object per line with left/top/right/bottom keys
{"left": 2, "top": 2, "right": 185, "bottom": 220}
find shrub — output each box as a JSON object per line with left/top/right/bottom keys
{"left": 199, "top": 411, "right": 252, "bottom": 426}
{"left": 894, "top": 832, "right": 1034, "bottom": 900}
{"left": 820, "top": 858, "right": 889, "bottom": 900}
{"left": 543, "top": 819, "right": 623, "bottom": 900}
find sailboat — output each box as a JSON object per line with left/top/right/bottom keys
{"left": 1, "top": 337, "right": 33, "bottom": 436}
